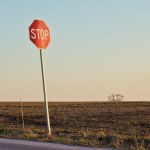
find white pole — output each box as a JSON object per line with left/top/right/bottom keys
{"left": 40, "top": 49, "right": 51, "bottom": 135}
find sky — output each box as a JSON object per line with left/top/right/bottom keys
{"left": 0, "top": 0, "right": 150, "bottom": 102}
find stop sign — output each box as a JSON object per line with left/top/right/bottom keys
{"left": 29, "top": 20, "right": 50, "bottom": 49}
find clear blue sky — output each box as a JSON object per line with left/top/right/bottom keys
{"left": 0, "top": 0, "right": 150, "bottom": 101}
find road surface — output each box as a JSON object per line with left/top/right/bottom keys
{"left": 0, "top": 138, "right": 116, "bottom": 150}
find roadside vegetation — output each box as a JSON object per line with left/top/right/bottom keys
{"left": 0, "top": 102, "right": 150, "bottom": 150}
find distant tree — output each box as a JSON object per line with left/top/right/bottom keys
{"left": 108, "top": 93, "right": 124, "bottom": 102}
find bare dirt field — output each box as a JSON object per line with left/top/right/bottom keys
{"left": 0, "top": 102, "right": 150, "bottom": 149}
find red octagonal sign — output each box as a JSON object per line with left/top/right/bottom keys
{"left": 29, "top": 20, "right": 50, "bottom": 49}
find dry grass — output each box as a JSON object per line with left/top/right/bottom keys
{"left": 0, "top": 102, "right": 150, "bottom": 149}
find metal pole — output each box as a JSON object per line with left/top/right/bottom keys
{"left": 40, "top": 49, "right": 51, "bottom": 135}
{"left": 20, "top": 99, "right": 24, "bottom": 129}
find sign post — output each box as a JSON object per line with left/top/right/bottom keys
{"left": 29, "top": 19, "right": 51, "bottom": 135}
{"left": 39, "top": 49, "right": 51, "bottom": 135}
